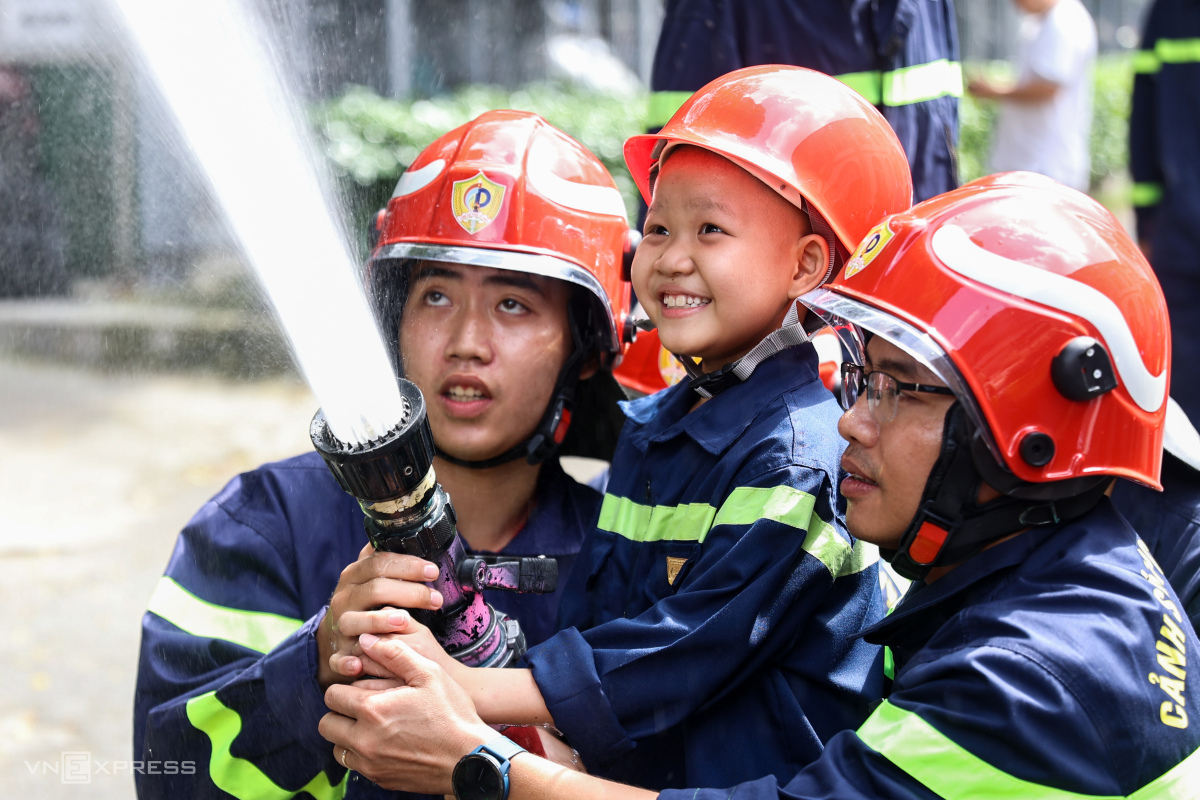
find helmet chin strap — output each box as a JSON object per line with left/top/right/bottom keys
{"left": 678, "top": 298, "right": 819, "bottom": 399}
{"left": 885, "top": 402, "right": 1111, "bottom": 581}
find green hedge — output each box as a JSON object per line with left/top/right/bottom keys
{"left": 315, "top": 84, "right": 647, "bottom": 257}
{"left": 957, "top": 53, "right": 1134, "bottom": 192}
{"left": 317, "top": 56, "right": 1135, "bottom": 252}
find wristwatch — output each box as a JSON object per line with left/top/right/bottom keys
{"left": 451, "top": 736, "right": 527, "bottom": 800}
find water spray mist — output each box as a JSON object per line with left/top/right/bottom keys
{"left": 311, "top": 379, "right": 556, "bottom": 667}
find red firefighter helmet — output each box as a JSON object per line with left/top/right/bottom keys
{"left": 624, "top": 65, "right": 913, "bottom": 280}
{"left": 803, "top": 172, "right": 1170, "bottom": 576}
{"left": 373, "top": 109, "right": 632, "bottom": 361}
{"left": 369, "top": 110, "right": 634, "bottom": 465}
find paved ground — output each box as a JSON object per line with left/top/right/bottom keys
{"left": 0, "top": 357, "right": 318, "bottom": 797}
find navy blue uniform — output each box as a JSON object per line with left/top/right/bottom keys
{"left": 648, "top": 0, "right": 961, "bottom": 203}
{"left": 133, "top": 451, "right": 598, "bottom": 799}
{"left": 524, "top": 346, "right": 886, "bottom": 791}
{"left": 1114, "top": 452, "right": 1200, "bottom": 633}
{"left": 662, "top": 500, "right": 1200, "bottom": 800}
{"left": 1131, "top": 0, "right": 1200, "bottom": 425}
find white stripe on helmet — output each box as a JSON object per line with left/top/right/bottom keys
{"left": 1165, "top": 397, "right": 1200, "bottom": 472}
{"left": 932, "top": 224, "right": 1167, "bottom": 413}
{"left": 392, "top": 158, "right": 446, "bottom": 198}
{"left": 527, "top": 139, "right": 627, "bottom": 220}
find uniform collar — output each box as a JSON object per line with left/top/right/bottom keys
{"left": 487, "top": 458, "right": 596, "bottom": 557}
{"left": 619, "top": 345, "right": 820, "bottom": 456}
{"left": 863, "top": 520, "right": 1053, "bottom": 649}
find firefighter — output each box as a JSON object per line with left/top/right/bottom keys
{"left": 133, "top": 110, "right": 633, "bottom": 799}
{"left": 1130, "top": 0, "right": 1200, "bottom": 429}
{"left": 319, "top": 172, "right": 1200, "bottom": 800}
{"left": 646, "top": 0, "right": 961, "bottom": 204}
{"left": 321, "top": 65, "right": 914, "bottom": 793}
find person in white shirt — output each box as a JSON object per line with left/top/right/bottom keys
{"left": 969, "top": 0, "right": 1097, "bottom": 191}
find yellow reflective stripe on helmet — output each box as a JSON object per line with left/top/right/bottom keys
{"left": 834, "top": 70, "right": 884, "bottom": 105}
{"left": 186, "top": 691, "right": 348, "bottom": 800}
{"left": 858, "top": 700, "right": 1200, "bottom": 799}
{"left": 1134, "top": 50, "right": 1161, "bottom": 74}
{"left": 1132, "top": 182, "right": 1164, "bottom": 208}
{"left": 147, "top": 576, "right": 303, "bottom": 655}
{"left": 1156, "top": 38, "right": 1200, "bottom": 65}
{"left": 882, "top": 59, "right": 963, "bottom": 106}
{"left": 647, "top": 91, "right": 694, "bottom": 128}
{"left": 597, "top": 486, "right": 859, "bottom": 577}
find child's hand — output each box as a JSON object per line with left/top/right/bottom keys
{"left": 351, "top": 612, "right": 465, "bottom": 684}
{"left": 318, "top": 543, "right": 443, "bottom": 689}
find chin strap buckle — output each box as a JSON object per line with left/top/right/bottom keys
{"left": 1018, "top": 502, "right": 1061, "bottom": 527}
{"left": 680, "top": 300, "right": 813, "bottom": 399}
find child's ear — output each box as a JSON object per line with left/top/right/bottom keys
{"left": 787, "top": 234, "right": 830, "bottom": 299}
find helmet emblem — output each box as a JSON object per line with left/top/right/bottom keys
{"left": 451, "top": 172, "right": 506, "bottom": 234}
{"left": 845, "top": 220, "right": 895, "bottom": 279}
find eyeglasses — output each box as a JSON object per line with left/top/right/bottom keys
{"left": 840, "top": 362, "right": 955, "bottom": 422}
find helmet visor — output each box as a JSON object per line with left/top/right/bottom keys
{"left": 373, "top": 242, "right": 620, "bottom": 355}
{"left": 800, "top": 287, "right": 1003, "bottom": 465}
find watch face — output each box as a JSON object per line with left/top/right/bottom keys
{"left": 453, "top": 753, "right": 505, "bottom": 800}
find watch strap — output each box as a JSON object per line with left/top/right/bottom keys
{"left": 476, "top": 735, "right": 527, "bottom": 765}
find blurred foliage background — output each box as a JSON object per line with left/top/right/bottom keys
{"left": 315, "top": 84, "right": 647, "bottom": 259}
{"left": 315, "top": 53, "right": 1136, "bottom": 256}
{"left": 958, "top": 53, "right": 1133, "bottom": 206}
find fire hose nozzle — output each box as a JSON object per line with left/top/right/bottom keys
{"left": 457, "top": 556, "right": 559, "bottom": 594}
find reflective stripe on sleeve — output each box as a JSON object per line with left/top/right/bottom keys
{"left": 147, "top": 576, "right": 304, "bottom": 654}
{"left": 1156, "top": 38, "right": 1200, "bottom": 65}
{"left": 882, "top": 59, "right": 963, "bottom": 106}
{"left": 835, "top": 70, "right": 883, "bottom": 105}
{"left": 1135, "top": 38, "right": 1200, "bottom": 73}
{"left": 857, "top": 700, "right": 1200, "bottom": 799}
{"left": 596, "top": 486, "right": 870, "bottom": 577}
{"left": 186, "top": 691, "right": 348, "bottom": 800}
{"left": 597, "top": 494, "right": 718, "bottom": 543}
{"left": 1132, "top": 182, "right": 1164, "bottom": 208}
{"left": 1134, "top": 50, "right": 1161, "bottom": 74}
{"left": 647, "top": 91, "right": 693, "bottom": 128}
{"left": 835, "top": 60, "right": 963, "bottom": 107}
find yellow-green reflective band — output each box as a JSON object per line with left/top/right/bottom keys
{"left": 857, "top": 700, "right": 1200, "bottom": 799}
{"left": 711, "top": 485, "right": 818, "bottom": 530}
{"left": 648, "top": 91, "right": 693, "bottom": 128}
{"left": 1156, "top": 38, "right": 1200, "bottom": 65}
{"left": 883, "top": 646, "right": 896, "bottom": 681}
{"left": 147, "top": 576, "right": 303, "bottom": 655}
{"left": 186, "top": 691, "right": 348, "bottom": 800}
{"left": 597, "top": 494, "right": 717, "bottom": 543}
{"left": 1133, "top": 50, "right": 1161, "bottom": 74}
{"left": 1133, "top": 182, "right": 1164, "bottom": 208}
{"left": 835, "top": 70, "right": 883, "bottom": 105}
{"left": 882, "top": 59, "right": 964, "bottom": 106}
{"left": 597, "top": 486, "right": 866, "bottom": 578}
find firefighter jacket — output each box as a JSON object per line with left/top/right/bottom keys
{"left": 133, "top": 451, "right": 599, "bottom": 799}
{"left": 1130, "top": 0, "right": 1200, "bottom": 426}
{"left": 523, "top": 345, "right": 887, "bottom": 790}
{"left": 1114, "top": 452, "right": 1200, "bottom": 634}
{"left": 660, "top": 499, "right": 1200, "bottom": 800}
{"left": 647, "top": 0, "right": 961, "bottom": 203}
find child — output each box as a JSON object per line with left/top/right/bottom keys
{"left": 333, "top": 66, "right": 914, "bottom": 792}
